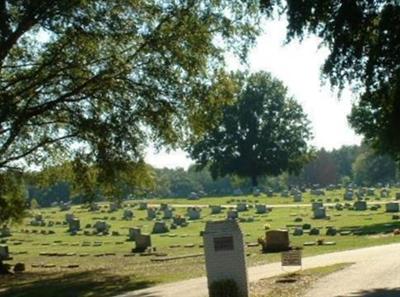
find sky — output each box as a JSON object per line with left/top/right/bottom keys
{"left": 145, "top": 19, "right": 362, "bottom": 169}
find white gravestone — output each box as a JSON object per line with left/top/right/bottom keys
{"left": 203, "top": 220, "right": 248, "bottom": 297}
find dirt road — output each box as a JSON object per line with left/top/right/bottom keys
{"left": 115, "top": 243, "right": 400, "bottom": 297}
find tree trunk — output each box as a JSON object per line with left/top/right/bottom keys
{"left": 251, "top": 175, "right": 258, "bottom": 188}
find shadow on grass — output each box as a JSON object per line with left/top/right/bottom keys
{"left": 340, "top": 220, "right": 400, "bottom": 235}
{"left": 338, "top": 288, "right": 400, "bottom": 297}
{"left": 0, "top": 269, "right": 155, "bottom": 297}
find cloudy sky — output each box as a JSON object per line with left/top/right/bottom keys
{"left": 145, "top": 19, "right": 362, "bottom": 169}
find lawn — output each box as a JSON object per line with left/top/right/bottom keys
{"left": 1, "top": 188, "right": 400, "bottom": 297}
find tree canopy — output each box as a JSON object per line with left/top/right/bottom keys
{"left": 0, "top": 0, "right": 261, "bottom": 171}
{"left": 0, "top": 0, "right": 262, "bottom": 224}
{"left": 262, "top": 0, "right": 400, "bottom": 163}
{"left": 188, "top": 71, "right": 312, "bottom": 187}
{"left": 352, "top": 149, "right": 397, "bottom": 185}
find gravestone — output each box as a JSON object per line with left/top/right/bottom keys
{"left": 65, "top": 213, "right": 75, "bottom": 224}
{"left": 386, "top": 202, "right": 400, "bottom": 213}
{"left": 293, "top": 227, "right": 303, "bottom": 236}
{"left": 380, "top": 189, "right": 389, "bottom": 198}
{"left": 396, "top": 193, "right": 400, "bottom": 200}
{"left": 311, "top": 189, "right": 325, "bottom": 196}
{"left": 147, "top": 208, "right": 157, "bottom": 220}
{"left": 163, "top": 208, "right": 173, "bottom": 219}
{"left": 236, "top": 203, "right": 247, "bottom": 212}
{"left": 173, "top": 215, "right": 188, "bottom": 227}
{"left": 281, "top": 191, "right": 289, "bottom": 198}
{"left": 159, "top": 203, "right": 169, "bottom": 211}
{"left": 227, "top": 210, "right": 239, "bottom": 220}
{"left": 326, "top": 227, "right": 337, "bottom": 236}
{"left": 203, "top": 220, "right": 248, "bottom": 297}
{"left": 128, "top": 228, "right": 141, "bottom": 241}
{"left": 210, "top": 205, "right": 222, "bottom": 214}
{"left": 187, "top": 207, "right": 201, "bottom": 220}
{"left": 313, "top": 207, "right": 326, "bottom": 219}
{"left": 266, "top": 189, "right": 273, "bottom": 197}
{"left": 69, "top": 218, "right": 80, "bottom": 232}
{"left": 367, "top": 188, "right": 375, "bottom": 196}
{"left": 89, "top": 202, "right": 100, "bottom": 211}
{"left": 262, "top": 230, "right": 290, "bottom": 252}
{"left": 94, "top": 221, "right": 109, "bottom": 234}
{"left": 123, "top": 209, "right": 134, "bottom": 220}
{"left": 354, "top": 201, "right": 367, "bottom": 211}
{"left": 282, "top": 249, "right": 302, "bottom": 266}
{"left": 312, "top": 202, "right": 324, "bottom": 210}
{"left": 255, "top": 204, "right": 267, "bottom": 214}
{"left": 335, "top": 203, "right": 344, "bottom": 211}
{"left": 138, "top": 202, "right": 147, "bottom": 210}
{"left": 344, "top": 191, "right": 353, "bottom": 201}
{"left": 188, "top": 192, "right": 199, "bottom": 200}
{"left": 35, "top": 214, "right": 43, "bottom": 222}
{"left": 31, "top": 213, "right": 45, "bottom": 226}
{"left": 293, "top": 192, "right": 302, "bottom": 202}
{"left": 109, "top": 202, "right": 119, "bottom": 212}
{"left": 253, "top": 188, "right": 261, "bottom": 197}
{"left": 0, "top": 245, "right": 11, "bottom": 260}
{"left": 152, "top": 221, "right": 169, "bottom": 234}
{"left": 133, "top": 234, "right": 151, "bottom": 252}
{"left": 59, "top": 202, "right": 71, "bottom": 211}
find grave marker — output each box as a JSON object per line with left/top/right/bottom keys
{"left": 203, "top": 220, "right": 248, "bottom": 297}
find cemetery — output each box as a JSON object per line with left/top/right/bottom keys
{"left": 1, "top": 186, "right": 400, "bottom": 296}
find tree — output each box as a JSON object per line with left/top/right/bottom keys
{"left": 352, "top": 149, "right": 397, "bottom": 186}
{"left": 0, "top": 172, "right": 27, "bottom": 226}
{"left": 189, "top": 71, "right": 312, "bottom": 187}
{"left": 331, "top": 145, "right": 361, "bottom": 179}
{"left": 0, "top": 0, "right": 261, "bottom": 220}
{"left": 301, "top": 149, "right": 338, "bottom": 186}
{"left": 261, "top": 1, "right": 400, "bottom": 162}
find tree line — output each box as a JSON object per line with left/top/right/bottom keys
{"left": 25, "top": 143, "right": 398, "bottom": 208}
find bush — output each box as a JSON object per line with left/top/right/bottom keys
{"left": 209, "top": 279, "right": 240, "bottom": 297}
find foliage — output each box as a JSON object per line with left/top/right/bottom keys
{"left": 290, "top": 144, "right": 397, "bottom": 187}
{"left": 209, "top": 279, "right": 240, "bottom": 297}
{"left": 261, "top": 0, "right": 400, "bottom": 164}
{"left": 301, "top": 149, "right": 338, "bottom": 186}
{"left": 189, "top": 71, "right": 312, "bottom": 187}
{"left": 0, "top": 0, "right": 262, "bottom": 221}
{"left": 0, "top": 171, "right": 28, "bottom": 225}
{"left": 352, "top": 149, "right": 397, "bottom": 185}
{"left": 331, "top": 146, "right": 361, "bottom": 179}
{"left": 0, "top": 0, "right": 261, "bottom": 171}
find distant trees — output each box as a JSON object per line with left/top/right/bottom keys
{"left": 331, "top": 146, "right": 361, "bottom": 181}
{"left": 189, "top": 71, "right": 312, "bottom": 187}
{"left": 22, "top": 143, "right": 399, "bottom": 203}
{"left": 353, "top": 150, "right": 397, "bottom": 185}
{"left": 301, "top": 149, "right": 338, "bottom": 186}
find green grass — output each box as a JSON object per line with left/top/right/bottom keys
{"left": 1, "top": 188, "right": 400, "bottom": 297}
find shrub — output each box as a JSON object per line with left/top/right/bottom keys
{"left": 209, "top": 279, "right": 240, "bottom": 297}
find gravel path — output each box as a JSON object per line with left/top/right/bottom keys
{"left": 115, "top": 243, "right": 400, "bottom": 297}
